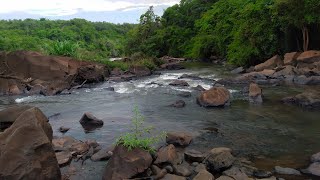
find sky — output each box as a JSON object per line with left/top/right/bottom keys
{"left": 0, "top": 0, "right": 179, "bottom": 23}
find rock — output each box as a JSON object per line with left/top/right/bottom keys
{"left": 293, "top": 75, "right": 311, "bottom": 85}
{"left": 284, "top": 52, "right": 301, "bottom": 65}
{"left": 162, "top": 174, "right": 186, "bottom": 180}
{"left": 297, "top": 50, "right": 320, "bottom": 64}
{"left": 0, "top": 51, "right": 108, "bottom": 96}
{"left": 193, "top": 170, "right": 214, "bottom": 180}
{"left": 231, "top": 67, "right": 245, "bottom": 74}
{"left": 170, "top": 100, "right": 186, "bottom": 108}
{"left": 216, "top": 176, "right": 234, "bottom": 180}
{"left": 0, "top": 105, "right": 33, "bottom": 131}
{"left": 155, "top": 144, "right": 181, "bottom": 165}
{"left": 59, "top": 126, "right": 70, "bottom": 133}
{"left": 205, "top": 150, "right": 235, "bottom": 172}
{"left": 184, "top": 149, "right": 205, "bottom": 163}
{"left": 0, "top": 106, "right": 61, "bottom": 179}
{"left": 165, "top": 166, "right": 174, "bottom": 173}
{"left": 110, "top": 68, "right": 124, "bottom": 76}
{"left": 193, "top": 85, "right": 206, "bottom": 91}
{"left": 160, "top": 56, "right": 186, "bottom": 63}
{"left": 91, "top": 147, "right": 113, "bottom": 161}
{"left": 173, "top": 164, "right": 192, "bottom": 177}
{"left": 169, "top": 80, "right": 189, "bottom": 87}
{"left": 254, "top": 55, "right": 283, "bottom": 72}
{"left": 253, "top": 170, "right": 273, "bottom": 178}
{"left": 197, "top": 87, "right": 230, "bottom": 107}
{"left": 104, "top": 87, "right": 115, "bottom": 91}
{"left": 311, "top": 152, "right": 320, "bottom": 163}
{"left": 305, "top": 162, "right": 320, "bottom": 176}
{"left": 282, "top": 90, "right": 320, "bottom": 109}
{"left": 128, "top": 65, "right": 151, "bottom": 77}
{"left": 52, "top": 136, "right": 78, "bottom": 151}
{"left": 103, "top": 145, "right": 152, "bottom": 180}
{"left": 222, "top": 166, "right": 249, "bottom": 180}
{"left": 274, "top": 166, "right": 301, "bottom": 175}
{"left": 273, "top": 65, "right": 297, "bottom": 77}
{"left": 85, "top": 139, "right": 99, "bottom": 148}
{"left": 194, "top": 163, "right": 207, "bottom": 173}
{"left": 70, "top": 141, "right": 90, "bottom": 155}
{"left": 79, "top": 112, "right": 104, "bottom": 130}
{"left": 166, "top": 132, "right": 193, "bottom": 146}
{"left": 249, "top": 83, "right": 263, "bottom": 103}
{"left": 161, "top": 62, "right": 185, "bottom": 70}
{"left": 178, "top": 92, "right": 192, "bottom": 98}
{"left": 210, "top": 147, "right": 232, "bottom": 155}
{"left": 55, "top": 151, "right": 72, "bottom": 167}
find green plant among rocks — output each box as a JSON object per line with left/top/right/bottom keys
{"left": 116, "top": 106, "right": 166, "bottom": 153}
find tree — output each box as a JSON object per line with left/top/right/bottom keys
{"left": 275, "top": 0, "right": 320, "bottom": 51}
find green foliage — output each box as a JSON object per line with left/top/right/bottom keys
{"left": 45, "top": 40, "right": 80, "bottom": 58}
{"left": 116, "top": 106, "right": 166, "bottom": 153}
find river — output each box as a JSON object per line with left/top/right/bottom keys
{"left": 0, "top": 64, "right": 319, "bottom": 179}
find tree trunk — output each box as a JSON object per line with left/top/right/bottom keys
{"left": 302, "top": 26, "right": 309, "bottom": 51}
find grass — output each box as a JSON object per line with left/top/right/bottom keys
{"left": 116, "top": 106, "right": 166, "bottom": 153}
{"left": 44, "top": 40, "right": 80, "bottom": 59}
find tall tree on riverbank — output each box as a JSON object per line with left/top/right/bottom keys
{"left": 274, "top": 0, "right": 320, "bottom": 51}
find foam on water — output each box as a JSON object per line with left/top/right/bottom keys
{"left": 15, "top": 96, "right": 40, "bottom": 103}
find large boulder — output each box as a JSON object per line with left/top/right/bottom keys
{"left": 197, "top": 87, "right": 230, "bottom": 107}
{"left": 249, "top": 83, "right": 263, "bottom": 103}
{"left": 0, "top": 105, "right": 33, "bottom": 131}
{"left": 154, "top": 144, "right": 181, "bottom": 165}
{"left": 0, "top": 51, "right": 108, "bottom": 96}
{"left": 103, "top": 145, "right": 152, "bottom": 180}
{"left": 284, "top": 52, "right": 301, "bottom": 66}
{"left": 282, "top": 90, "right": 320, "bottom": 109}
{"left": 0, "top": 106, "right": 61, "bottom": 179}
{"left": 254, "top": 55, "right": 283, "bottom": 72}
{"left": 296, "top": 50, "right": 320, "bottom": 64}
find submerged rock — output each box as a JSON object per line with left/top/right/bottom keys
{"left": 197, "top": 87, "right": 230, "bottom": 107}
{"left": 166, "top": 132, "right": 193, "bottom": 146}
{"left": 103, "top": 145, "right": 152, "bottom": 180}
{"left": 178, "top": 92, "right": 192, "bottom": 98}
{"left": 282, "top": 90, "right": 320, "bottom": 109}
{"left": 170, "top": 100, "right": 186, "bottom": 108}
{"left": 0, "top": 106, "right": 61, "bottom": 179}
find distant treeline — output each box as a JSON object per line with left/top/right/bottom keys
{"left": 0, "top": 18, "right": 135, "bottom": 60}
{"left": 126, "top": 0, "right": 320, "bottom": 66}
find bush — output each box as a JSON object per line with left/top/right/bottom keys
{"left": 44, "top": 40, "right": 80, "bottom": 58}
{"left": 116, "top": 106, "right": 166, "bottom": 153}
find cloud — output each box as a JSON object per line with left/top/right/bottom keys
{"left": 0, "top": 0, "right": 179, "bottom": 16}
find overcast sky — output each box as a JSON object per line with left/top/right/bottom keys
{"left": 0, "top": 0, "right": 179, "bottom": 23}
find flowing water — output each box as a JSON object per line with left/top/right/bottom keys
{"left": 0, "top": 64, "right": 319, "bottom": 179}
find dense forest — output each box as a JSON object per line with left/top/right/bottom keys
{"left": 127, "top": 0, "right": 320, "bottom": 66}
{"left": 0, "top": 18, "right": 135, "bottom": 60}
{"left": 1, "top": 0, "right": 320, "bottom": 67}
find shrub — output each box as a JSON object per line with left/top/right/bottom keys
{"left": 45, "top": 40, "right": 80, "bottom": 59}
{"left": 116, "top": 106, "right": 166, "bottom": 153}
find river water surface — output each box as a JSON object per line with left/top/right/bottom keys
{"left": 0, "top": 65, "right": 319, "bottom": 179}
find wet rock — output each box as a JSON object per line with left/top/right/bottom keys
{"left": 0, "top": 106, "right": 61, "bottom": 179}
{"left": 173, "top": 164, "right": 192, "bottom": 177}
{"left": 296, "top": 50, "right": 320, "bottom": 64}
{"left": 253, "top": 170, "right": 273, "bottom": 178}
{"left": 254, "top": 55, "right": 283, "bottom": 72}
{"left": 155, "top": 144, "right": 181, "bottom": 165}
{"left": 305, "top": 162, "right": 320, "bottom": 176}
{"left": 193, "top": 170, "right": 214, "bottom": 180}
{"left": 231, "top": 67, "right": 245, "bottom": 74}
{"left": 103, "top": 145, "right": 152, "bottom": 180}
{"left": 222, "top": 166, "right": 249, "bottom": 179}
{"left": 274, "top": 166, "right": 301, "bottom": 175}
{"left": 170, "top": 100, "right": 186, "bottom": 108}
{"left": 249, "top": 83, "right": 263, "bottom": 103}
{"left": 282, "top": 90, "right": 320, "bottom": 109}
{"left": 166, "top": 132, "right": 193, "bottom": 146}
{"left": 205, "top": 148, "right": 235, "bottom": 172}
{"left": 284, "top": 52, "right": 301, "bottom": 66}
{"left": 178, "top": 92, "right": 192, "bottom": 98}
{"left": 193, "top": 85, "right": 206, "bottom": 91}
{"left": 79, "top": 112, "right": 104, "bottom": 130}
{"left": 311, "top": 152, "right": 320, "bottom": 162}
{"left": 169, "top": 80, "right": 189, "bottom": 87}
{"left": 184, "top": 149, "right": 205, "bottom": 163}
{"left": 197, "top": 87, "right": 230, "bottom": 107}
{"left": 56, "top": 151, "right": 72, "bottom": 167}
{"left": 91, "top": 147, "right": 113, "bottom": 161}
{"left": 273, "top": 65, "right": 297, "bottom": 77}
{"left": 128, "top": 65, "right": 151, "bottom": 77}
{"left": 216, "top": 176, "right": 234, "bottom": 180}
{"left": 162, "top": 174, "right": 186, "bottom": 180}
{"left": 194, "top": 163, "right": 207, "bottom": 173}
{"left": 59, "top": 126, "right": 70, "bottom": 133}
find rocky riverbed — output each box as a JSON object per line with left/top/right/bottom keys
{"left": 0, "top": 51, "right": 320, "bottom": 179}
